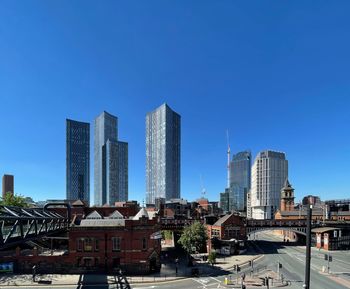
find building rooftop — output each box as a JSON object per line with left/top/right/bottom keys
{"left": 133, "top": 208, "right": 149, "bottom": 220}
{"left": 213, "top": 213, "right": 234, "bottom": 226}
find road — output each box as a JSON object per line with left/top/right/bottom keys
{"left": 2, "top": 233, "right": 349, "bottom": 289}
{"left": 251, "top": 231, "right": 350, "bottom": 289}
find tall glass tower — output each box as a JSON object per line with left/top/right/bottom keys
{"left": 66, "top": 119, "right": 90, "bottom": 204}
{"left": 94, "top": 111, "right": 128, "bottom": 206}
{"left": 146, "top": 104, "right": 181, "bottom": 204}
{"left": 229, "top": 150, "right": 251, "bottom": 212}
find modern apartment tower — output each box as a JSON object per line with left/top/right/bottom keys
{"left": 250, "top": 150, "right": 288, "bottom": 219}
{"left": 94, "top": 111, "right": 128, "bottom": 206}
{"left": 2, "top": 174, "right": 14, "bottom": 198}
{"left": 229, "top": 150, "right": 251, "bottom": 212}
{"left": 146, "top": 104, "right": 181, "bottom": 204}
{"left": 66, "top": 119, "right": 90, "bottom": 204}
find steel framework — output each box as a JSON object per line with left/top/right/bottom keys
{"left": 0, "top": 205, "right": 69, "bottom": 250}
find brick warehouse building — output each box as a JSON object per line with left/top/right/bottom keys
{"left": 206, "top": 213, "right": 246, "bottom": 254}
{"left": 3, "top": 206, "right": 161, "bottom": 275}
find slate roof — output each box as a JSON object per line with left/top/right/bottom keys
{"left": 213, "top": 213, "right": 234, "bottom": 227}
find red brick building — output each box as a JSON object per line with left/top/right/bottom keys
{"left": 206, "top": 213, "right": 246, "bottom": 253}
{"left": 4, "top": 207, "right": 161, "bottom": 275}
{"left": 2, "top": 174, "right": 14, "bottom": 198}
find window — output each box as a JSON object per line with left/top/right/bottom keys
{"left": 142, "top": 237, "right": 147, "bottom": 250}
{"left": 83, "top": 258, "right": 93, "bottom": 267}
{"left": 84, "top": 238, "right": 93, "bottom": 252}
{"left": 112, "top": 237, "right": 121, "bottom": 251}
{"left": 95, "top": 239, "right": 99, "bottom": 251}
{"left": 77, "top": 239, "right": 83, "bottom": 251}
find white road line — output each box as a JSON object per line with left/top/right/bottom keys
{"left": 210, "top": 276, "right": 221, "bottom": 283}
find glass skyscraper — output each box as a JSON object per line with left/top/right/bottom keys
{"left": 146, "top": 104, "right": 181, "bottom": 204}
{"left": 66, "top": 119, "right": 90, "bottom": 204}
{"left": 94, "top": 111, "right": 128, "bottom": 206}
{"left": 229, "top": 150, "right": 251, "bottom": 212}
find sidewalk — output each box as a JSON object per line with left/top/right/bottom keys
{"left": 212, "top": 252, "right": 264, "bottom": 271}
{"left": 0, "top": 253, "right": 264, "bottom": 286}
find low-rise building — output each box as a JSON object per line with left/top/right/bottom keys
{"left": 207, "top": 213, "right": 246, "bottom": 254}
{"left": 4, "top": 206, "right": 161, "bottom": 274}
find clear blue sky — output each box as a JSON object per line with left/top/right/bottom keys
{"left": 1, "top": 1, "right": 349, "bottom": 204}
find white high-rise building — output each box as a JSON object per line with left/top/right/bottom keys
{"left": 250, "top": 150, "right": 288, "bottom": 219}
{"left": 146, "top": 104, "right": 181, "bottom": 204}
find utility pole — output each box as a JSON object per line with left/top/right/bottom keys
{"left": 304, "top": 204, "right": 312, "bottom": 289}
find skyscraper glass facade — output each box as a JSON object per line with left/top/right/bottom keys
{"left": 66, "top": 119, "right": 90, "bottom": 204}
{"left": 94, "top": 111, "right": 128, "bottom": 206}
{"left": 229, "top": 150, "right": 251, "bottom": 212}
{"left": 146, "top": 104, "right": 180, "bottom": 204}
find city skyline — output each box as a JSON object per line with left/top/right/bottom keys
{"left": 1, "top": 2, "right": 350, "bottom": 204}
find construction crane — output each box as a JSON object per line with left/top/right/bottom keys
{"left": 226, "top": 129, "right": 231, "bottom": 189}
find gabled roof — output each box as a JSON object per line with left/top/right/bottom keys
{"left": 71, "top": 200, "right": 86, "bottom": 207}
{"left": 108, "top": 210, "right": 124, "bottom": 219}
{"left": 213, "top": 213, "right": 234, "bottom": 226}
{"left": 85, "top": 210, "right": 103, "bottom": 219}
{"left": 133, "top": 208, "right": 149, "bottom": 220}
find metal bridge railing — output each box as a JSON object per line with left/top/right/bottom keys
{"left": 0, "top": 204, "right": 70, "bottom": 250}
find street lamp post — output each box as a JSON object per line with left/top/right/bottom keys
{"left": 304, "top": 204, "right": 312, "bottom": 289}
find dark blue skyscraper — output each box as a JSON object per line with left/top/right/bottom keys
{"left": 94, "top": 111, "right": 128, "bottom": 206}
{"left": 228, "top": 150, "right": 251, "bottom": 212}
{"left": 66, "top": 119, "right": 90, "bottom": 204}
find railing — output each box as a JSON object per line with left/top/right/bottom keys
{"left": 0, "top": 205, "right": 69, "bottom": 249}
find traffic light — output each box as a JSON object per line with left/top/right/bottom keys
{"left": 324, "top": 254, "right": 328, "bottom": 261}
{"left": 249, "top": 260, "right": 252, "bottom": 267}
{"left": 233, "top": 265, "right": 237, "bottom": 271}
{"left": 329, "top": 256, "right": 333, "bottom": 262}
{"left": 279, "top": 263, "right": 282, "bottom": 269}
{"left": 237, "top": 265, "right": 241, "bottom": 272}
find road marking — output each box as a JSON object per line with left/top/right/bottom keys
{"left": 210, "top": 276, "right": 221, "bottom": 283}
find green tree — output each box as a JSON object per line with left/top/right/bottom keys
{"left": 162, "top": 230, "right": 173, "bottom": 240}
{"left": 0, "top": 192, "right": 28, "bottom": 208}
{"left": 178, "top": 221, "right": 208, "bottom": 255}
{"left": 208, "top": 251, "right": 217, "bottom": 265}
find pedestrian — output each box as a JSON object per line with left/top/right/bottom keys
{"left": 32, "top": 265, "right": 36, "bottom": 282}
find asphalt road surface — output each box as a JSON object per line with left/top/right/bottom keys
{"left": 2, "top": 233, "right": 349, "bottom": 289}
{"left": 250, "top": 231, "right": 350, "bottom": 289}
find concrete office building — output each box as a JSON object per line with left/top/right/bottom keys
{"left": 146, "top": 104, "right": 181, "bottom": 204}
{"left": 66, "top": 119, "right": 90, "bottom": 204}
{"left": 250, "top": 150, "right": 288, "bottom": 219}
{"left": 94, "top": 111, "right": 128, "bottom": 206}
{"left": 2, "top": 174, "right": 14, "bottom": 198}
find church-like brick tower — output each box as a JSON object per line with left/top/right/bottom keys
{"left": 280, "top": 179, "right": 295, "bottom": 212}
